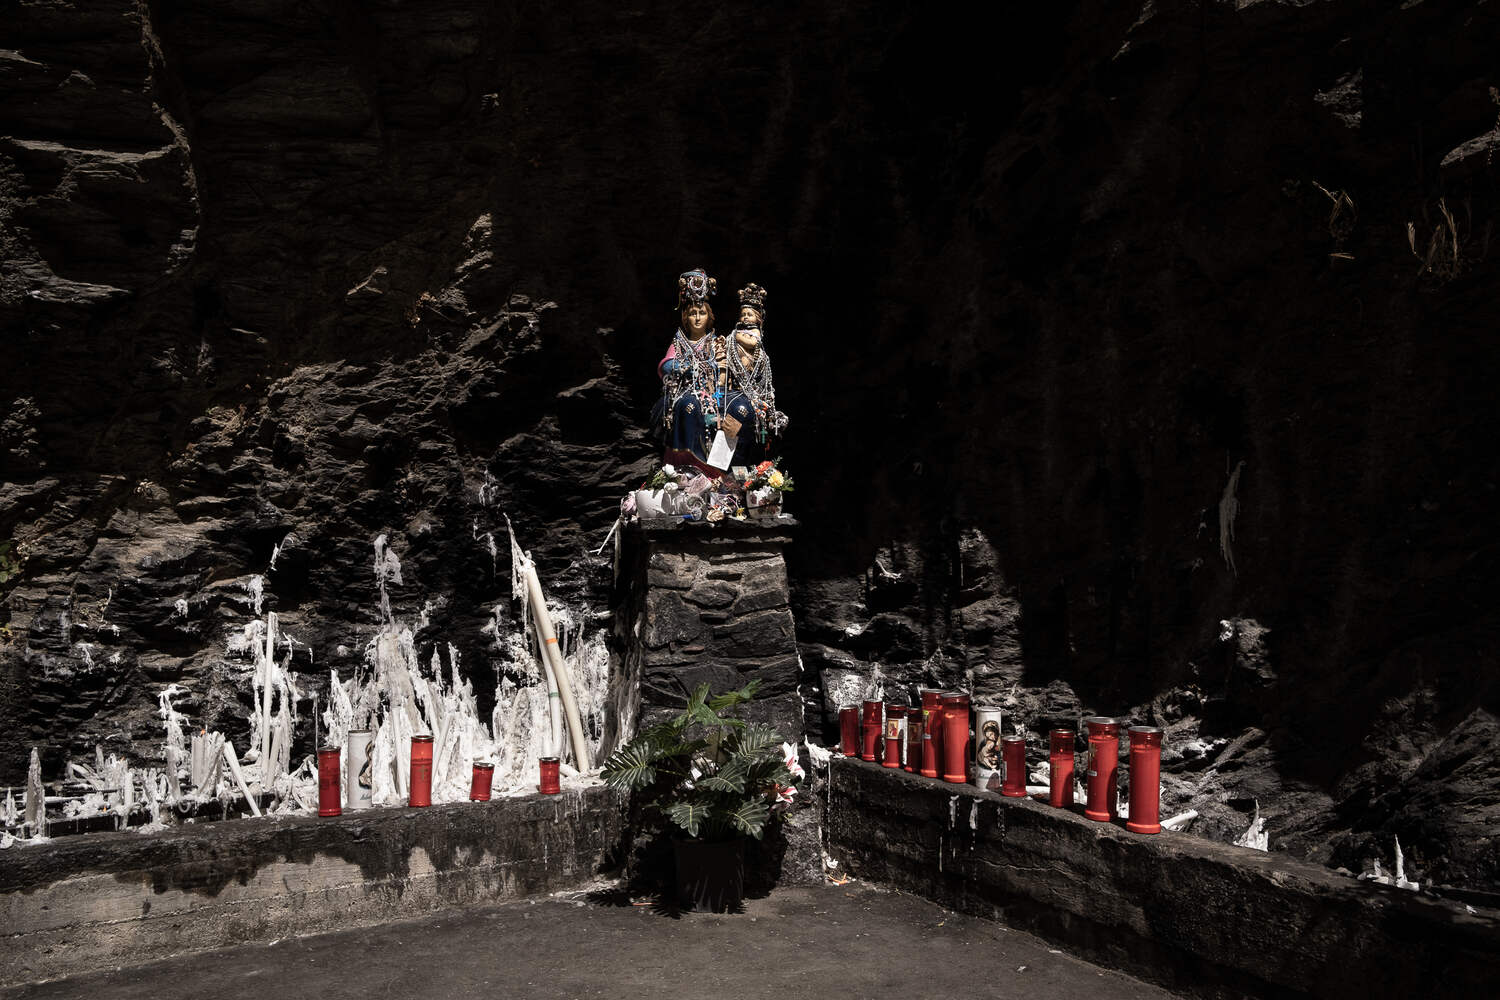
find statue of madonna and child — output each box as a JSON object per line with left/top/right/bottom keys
{"left": 651, "top": 268, "right": 788, "bottom": 471}
{"left": 633, "top": 268, "right": 791, "bottom": 522}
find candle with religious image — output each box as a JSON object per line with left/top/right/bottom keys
{"left": 904, "top": 707, "right": 923, "bottom": 773}
{"left": 972, "top": 706, "right": 1004, "bottom": 792}
{"left": 883, "top": 704, "right": 907, "bottom": 768}
{"left": 346, "top": 729, "right": 373, "bottom": 810}
{"left": 919, "top": 689, "right": 942, "bottom": 778}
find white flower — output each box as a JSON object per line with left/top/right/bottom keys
{"left": 782, "top": 742, "right": 806, "bottom": 780}
{"left": 662, "top": 464, "right": 676, "bottom": 477}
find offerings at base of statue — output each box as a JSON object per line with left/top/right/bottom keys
{"left": 633, "top": 487, "right": 695, "bottom": 520}
{"left": 746, "top": 487, "right": 780, "bottom": 518}
{"left": 741, "top": 458, "right": 792, "bottom": 520}
{"left": 620, "top": 459, "right": 793, "bottom": 525}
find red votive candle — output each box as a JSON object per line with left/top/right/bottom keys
{"left": 409, "top": 734, "right": 434, "bottom": 808}
{"left": 861, "top": 699, "right": 883, "bottom": 762}
{"left": 1084, "top": 734, "right": 1119, "bottom": 822}
{"left": 920, "top": 689, "right": 942, "bottom": 778}
{"left": 1126, "top": 726, "right": 1163, "bottom": 834}
{"left": 317, "top": 746, "right": 341, "bottom": 817}
{"left": 469, "top": 761, "right": 495, "bottom": 802}
{"left": 940, "top": 693, "right": 970, "bottom": 784}
{"left": 538, "top": 756, "right": 561, "bottom": 795}
{"left": 883, "top": 704, "right": 907, "bottom": 768}
{"left": 839, "top": 706, "right": 860, "bottom": 757}
{"left": 1084, "top": 716, "right": 1121, "bottom": 741}
{"left": 1001, "top": 735, "right": 1028, "bottom": 797}
{"left": 905, "top": 708, "right": 923, "bottom": 773}
{"left": 1048, "top": 729, "right": 1075, "bottom": 808}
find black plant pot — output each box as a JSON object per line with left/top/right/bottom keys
{"left": 674, "top": 836, "right": 746, "bottom": 913}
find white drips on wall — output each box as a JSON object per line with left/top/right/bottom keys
{"left": 1219, "top": 458, "right": 1246, "bottom": 575}
{"left": 1359, "top": 836, "right": 1420, "bottom": 891}
{"left": 1233, "top": 799, "right": 1269, "bottom": 851}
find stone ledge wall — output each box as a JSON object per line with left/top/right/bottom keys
{"left": 826, "top": 759, "right": 1500, "bottom": 999}
{"left": 0, "top": 785, "right": 626, "bottom": 987}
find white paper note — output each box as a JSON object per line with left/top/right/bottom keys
{"left": 707, "top": 431, "right": 736, "bottom": 470}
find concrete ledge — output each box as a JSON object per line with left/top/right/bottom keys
{"left": 0, "top": 785, "right": 626, "bottom": 987}
{"left": 827, "top": 758, "right": 1500, "bottom": 999}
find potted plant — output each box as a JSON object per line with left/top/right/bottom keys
{"left": 600, "top": 680, "right": 802, "bottom": 912}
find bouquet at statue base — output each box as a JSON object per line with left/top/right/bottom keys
{"left": 742, "top": 459, "right": 793, "bottom": 519}
{"left": 623, "top": 464, "right": 746, "bottom": 523}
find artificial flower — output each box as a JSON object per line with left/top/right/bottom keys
{"left": 782, "top": 742, "right": 806, "bottom": 780}
{"left": 768, "top": 470, "right": 784, "bottom": 489}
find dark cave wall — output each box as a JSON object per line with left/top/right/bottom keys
{"left": 2, "top": 0, "right": 1497, "bottom": 885}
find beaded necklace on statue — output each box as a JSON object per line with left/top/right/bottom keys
{"left": 726, "top": 324, "right": 777, "bottom": 441}
{"left": 662, "top": 327, "right": 723, "bottom": 435}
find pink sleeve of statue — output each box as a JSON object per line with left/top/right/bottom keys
{"left": 658, "top": 342, "right": 679, "bottom": 380}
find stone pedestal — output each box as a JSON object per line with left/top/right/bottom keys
{"left": 612, "top": 518, "right": 803, "bottom": 744}
{"left": 608, "top": 516, "right": 820, "bottom": 886}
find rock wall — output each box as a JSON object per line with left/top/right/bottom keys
{"left": 2, "top": 0, "right": 1498, "bottom": 888}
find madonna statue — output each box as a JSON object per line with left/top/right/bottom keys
{"left": 651, "top": 270, "right": 787, "bottom": 475}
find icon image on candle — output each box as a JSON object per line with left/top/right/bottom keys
{"left": 978, "top": 720, "right": 1001, "bottom": 770}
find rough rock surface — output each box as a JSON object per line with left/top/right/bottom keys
{"left": 2, "top": 0, "right": 1498, "bottom": 890}
{"left": 615, "top": 519, "right": 802, "bottom": 740}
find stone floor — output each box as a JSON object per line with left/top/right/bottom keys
{"left": 2, "top": 882, "right": 1181, "bottom": 999}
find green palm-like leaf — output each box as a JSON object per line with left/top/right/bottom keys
{"left": 744, "top": 756, "right": 791, "bottom": 791}
{"left": 666, "top": 800, "right": 711, "bottom": 838}
{"left": 728, "top": 798, "right": 771, "bottom": 839}
{"left": 726, "top": 724, "right": 781, "bottom": 761}
{"left": 707, "top": 680, "right": 760, "bottom": 713}
{"left": 697, "top": 756, "right": 748, "bottom": 794}
{"left": 600, "top": 740, "right": 659, "bottom": 792}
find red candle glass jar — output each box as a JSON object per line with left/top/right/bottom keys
{"left": 409, "top": 734, "right": 434, "bottom": 808}
{"left": 1001, "top": 735, "right": 1028, "bottom": 797}
{"left": 1084, "top": 716, "right": 1121, "bottom": 741}
{"left": 1126, "top": 726, "right": 1163, "bottom": 834}
{"left": 317, "top": 746, "right": 341, "bottom": 817}
{"left": 883, "top": 704, "right": 907, "bottom": 768}
{"left": 1048, "top": 729, "right": 1075, "bottom": 808}
{"left": 920, "top": 689, "right": 942, "bottom": 778}
{"left": 940, "top": 693, "right": 971, "bottom": 784}
{"left": 861, "top": 699, "right": 883, "bottom": 762}
{"left": 905, "top": 708, "right": 923, "bottom": 773}
{"left": 469, "top": 761, "right": 495, "bottom": 802}
{"left": 538, "top": 756, "right": 561, "bottom": 795}
{"left": 1084, "top": 734, "right": 1119, "bottom": 822}
{"left": 839, "top": 706, "right": 860, "bottom": 757}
